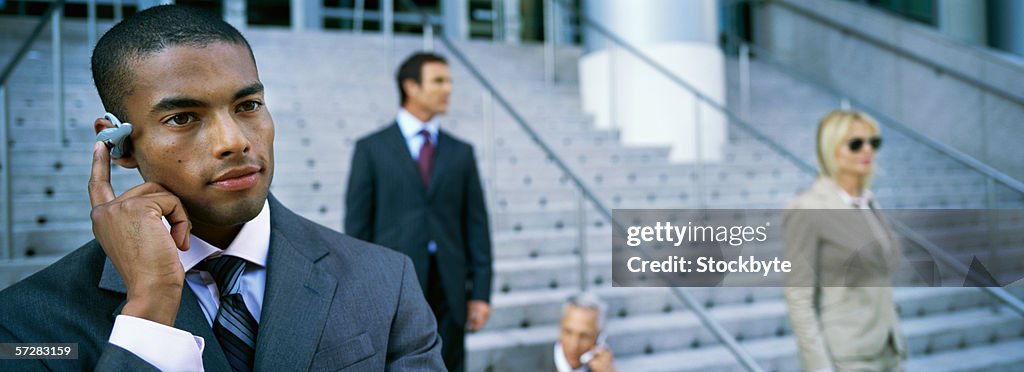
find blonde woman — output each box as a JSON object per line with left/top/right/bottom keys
{"left": 783, "top": 110, "right": 906, "bottom": 371}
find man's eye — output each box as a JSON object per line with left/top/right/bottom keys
{"left": 238, "top": 101, "right": 262, "bottom": 112}
{"left": 166, "top": 113, "right": 197, "bottom": 126}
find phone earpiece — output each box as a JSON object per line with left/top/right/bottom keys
{"left": 96, "top": 112, "right": 133, "bottom": 158}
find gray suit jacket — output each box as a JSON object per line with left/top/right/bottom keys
{"left": 783, "top": 178, "right": 906, "bottom": 370}
{"left": 0, "top": 195, "right": 444, "bottom": 371}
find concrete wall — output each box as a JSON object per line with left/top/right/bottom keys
{"left": 754, "top": 0, "right": 1024, "bottom": 181}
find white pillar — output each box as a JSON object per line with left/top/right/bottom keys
{"left": 578, "top": 0, "right": 726, "bottom": 163}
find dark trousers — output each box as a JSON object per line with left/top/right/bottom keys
{"left": 427, "top": 255, "right": 464, "bottom": 372}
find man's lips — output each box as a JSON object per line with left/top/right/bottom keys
{"left": 210, "top": 165, "right": 262, "bottom": 191}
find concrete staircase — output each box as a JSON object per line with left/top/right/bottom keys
{"left": 1, "top": 15, "right": 1023, "bottom": 372}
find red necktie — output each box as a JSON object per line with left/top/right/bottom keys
{"left": 417, "top": 129, "right": 434, "bottom": 187}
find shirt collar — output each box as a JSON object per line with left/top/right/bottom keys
{"left": 178, "top": 199, "right": 271, "bottom": 271}
{"left": 396, "top": 108, "right": 439, "bottom": 141}
{"left": 553, "top": 342, "right": 587, "bottom": 372}
{"left": 836, "top": 185, "right": 874, "bottom": 208}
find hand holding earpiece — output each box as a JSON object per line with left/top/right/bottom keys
{"left": 96, "top": 113, "right": 133, "bottom": 158}
{"left": 583, "top": 346, "right": 615, "bottom": 372}
{"left": 89, "top": 140, "right": 192, "bottom": 327}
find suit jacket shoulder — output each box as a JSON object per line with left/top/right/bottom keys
{"left": 787, "top": 177, "right": 847, "bottom": 210}
{"left": 0, "top": 240, "right": 125, "bottom": 370}
{"left": 277, "top": 205, "right": 420, "bottom": 274}
{"left": 263, "top": 198, "right": 444, "bottom": 370}
{"left": 356, "top": 123, "right": 401, "bottom": 146}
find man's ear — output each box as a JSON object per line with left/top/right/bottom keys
{"left": 402, "top": 78, "right": 420, "bottom": 100}
{"left": 94, "top": 117, "right": 138, "bottom": 169}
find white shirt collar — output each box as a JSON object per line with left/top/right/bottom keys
{"left": 396, "top": 108, "right": 439, "bottom": 141}
{"left": 836, "top": 186, "right": 874, "bottom": 209}
{"left": 553, "top": 342, "right": 587, "bottom": 372}
{"left": 178, "top": 199, "right": 271, "bottom": 270}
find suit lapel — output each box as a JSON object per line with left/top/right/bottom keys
{"left": 253, "top": 196, "right": 338, "bottom": 371}
{"left": 98, "top": 258, "right": 232, "bottom": 371}
{"left": 384, "top": 123, "right": 428, "bottom": 195}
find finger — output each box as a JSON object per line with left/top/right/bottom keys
{"left": 138, "top": 193, "right": 192, "bottom": 251}
{"left": 118, "top": 182, "right": 172, "bottom": 200}
{"left": 89, "top": 142, "right": 116, "bottom": 208}
{"left": 119, "top": 184, "right": 192, "bottom": 250}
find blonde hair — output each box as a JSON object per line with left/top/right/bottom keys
{"left": 816, "top": 109, "right": 880, "bottom": 186}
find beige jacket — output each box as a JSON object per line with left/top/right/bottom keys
{"left": 783, "top": 177, "right": 906, "bottom": 370}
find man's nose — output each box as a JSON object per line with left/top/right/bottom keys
{"left": 209, "top": 112, "right": 251, "bottom": 159}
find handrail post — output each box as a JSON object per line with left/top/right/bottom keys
{"left": 483, "top": 90, "right": 497, "bottom": 214}
{"left": 382, "top": 0, "right": 394, "bottom": 36}
{"left": 353, "top": 0, "right": 365, "bottom": 34}
{"left": 543, "top": 0, "right": 556, "bottom": 84}
{"left": 739, "top": 43, "right": 750, "bottom": 120}
{"left": 52, "top": 6, "right": 65, "bottom": 146}
{"left": 423, "top": 20, "right": 434, "bottom": 50}
{"left": 114, "top": 0, "right": 123, "bottom": 23}
{"left": 695, "top": 97, "right": 706, "bottom": 209}
{"left": 576, "top": 188, "right": 588, "bottom": 292}
{"left": 87, "top": 0, "right": 97, "bottom": 47}
{"left": 1, "top": 85, "right": 11, "bottom": 260}
{"left": 986, "top": 177, "right": 996, "bottom": 209}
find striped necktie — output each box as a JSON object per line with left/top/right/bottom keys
{"left": 204, "top": 255, "right": 259, "bottom": 371}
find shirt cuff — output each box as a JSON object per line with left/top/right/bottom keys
{"left": 108, "top": 315, "right": 205, "bottom": 371}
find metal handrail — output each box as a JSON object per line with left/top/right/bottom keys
{"left": 396, "top": 0, "right": 766, "bottom": 370}
{"left": 757, "top": 0, "right": 1024, "bottom": 107}
{"left": 720, "top": 31, "right": 1024, "bottom": 198}
{"left": 0, "top": 1, "right": 66, "bottom": 86}
{"left": 1, "top": 0, "right": 67, "bottom": 261}
{"left": 557, "top": 0, "right": 814, "bottom": 175}
{"left": 558, "top": 0, "right": 1024, "bottom": 318}
{"left": 440, "top": 19, "right": 768, "bottom": 372}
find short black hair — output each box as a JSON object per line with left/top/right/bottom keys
{"left": 396, "top": 52, "right": 447, "bottom": 106}
{"left": 91, "top": 5, "right": 254, "bottom": 121}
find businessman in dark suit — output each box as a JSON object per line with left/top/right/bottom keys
{"left": 345, "top": 52, "right": 494, "bottom": 372}
{"left": 0, "top": 6, "right": 442, "bottom": 371}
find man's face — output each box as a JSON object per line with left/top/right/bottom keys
{"left": 406, "top": 62, "right": 452, "bottom": 117}
{"left": 115, "top": 42, "right": 274, "bottom": 230}
{"left": 559, "top": 305, "right": 600, "bottom": 369}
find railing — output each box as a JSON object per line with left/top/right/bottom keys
{"left": 724, "top": 33, "right": 1024, "bottom": 316}
{"left": 398, "top": 0, "right": 767, "bottom": 370}
{"left": 761, "top": 0, "right": 1024, "bottom": 107}
{"left": 1, "top": 0, "right": 69, "bottom": 260}
{"left": 723, "top": 32, "right": 1024, "bottom": 207}
{"left": 722, "top": 0, "right": 1024, "bottom": 208}
{"left": 550, "top": 0, "right": 1024, "bottom": 320}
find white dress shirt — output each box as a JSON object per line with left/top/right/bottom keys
{"left": 396, "top": 108, "right": 439, "bottom": 254}
{"left": 108, "top": 200, "right": 271, "bottom": 371}
{"left": 553, "top": 342, "right": 588, "bottom": 372}
{"left": 396, "top": 108, "right": 439, "bottom": 161}
{"left": 836, "top": 186, "right": 892, "bottom": 253}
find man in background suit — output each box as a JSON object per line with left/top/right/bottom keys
{"left": 0, "top": 6, "right": 442, "bottom": 371}
{"left": 345, "top": 52, "right": 494, "bottom": 371}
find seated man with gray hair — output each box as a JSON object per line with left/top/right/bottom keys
{"left": 554, "top": 293, "right": 615, "bottom": 372}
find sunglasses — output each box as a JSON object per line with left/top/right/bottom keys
{"left": 847, "top": 136, "right": 882, "bottom": 152}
